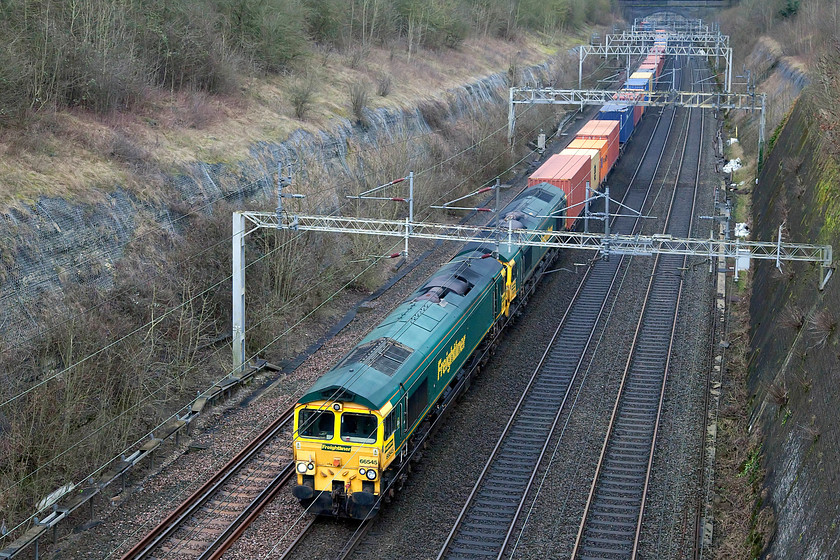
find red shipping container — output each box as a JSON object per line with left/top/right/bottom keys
{"left": 575, "top": 120, "right": 620, "bottom": 175}
{"left": 649, "top": 55, "right": 664, "bottom": 76}
{"left": 528, "top": 154, "right": 591, "bottom": 230}
{"left": 634, "top": 104, "right": 644, "bottom": 124}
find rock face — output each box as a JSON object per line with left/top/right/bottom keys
{"left": 748, "top": 98, "right": 840, "bottom": 559}
{"left": 0, "top": 63, "right": 552, "bottom": 346}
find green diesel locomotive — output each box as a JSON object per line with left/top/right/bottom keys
{"left": 291, "top": 183, "right": 567, "bottom": 519}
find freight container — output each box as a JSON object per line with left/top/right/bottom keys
{"left": 630, "top": 71, "right": 655, "bottom": 92}
{"left": 560, "top": 148, "right": 600, "bottom": 187}
{"left": 597, "top": 103, "right": 635, "bottom": 143}
{"left": 625, "top": 77, "right": 650, "bottom": 92}
{"left": 567, "top": 137, "right": 611, "bottom": 179}
{"left": 640, "top": 60, "right": 660, "bottom": 79}
{"left": 615, "top": 89, "right": 645, "bottom": 124}
{"left": 575, "top": 120, "right": 619, "bottom": 172}
{"left": 645, "top": 54, "right": 664, "bottom": 76}
{"left": 528, "top": 154, "right": 591, "bottom": 229}
{"left": 639, "top": 65, "right": 658, "bottom": 82}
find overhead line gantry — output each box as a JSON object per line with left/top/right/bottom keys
{"left": 577, "top": 43, "right": 732, "bottom": 91}
{"left": 507, "top": 88, "right": 766, "bottom": 156}
{"left": 231, "top": 210, "right": 833, "bottom": 374}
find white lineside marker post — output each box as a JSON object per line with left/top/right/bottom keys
{"left": 579, "top": 46, "right": 584, "bottom": 90}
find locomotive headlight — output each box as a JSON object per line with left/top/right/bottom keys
{"left": 365, "top": 469, "right": 377, "bottom": 480}
{"left": 358, "top": 468, "right": 367, "bottom": 477}
{"left": 296, "top": 462, "right": 308, "bottom": 474}
{"left": 307, "top": 462, "right": 315, "bottom": 471}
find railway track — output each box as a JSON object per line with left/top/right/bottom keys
{"left": 434, "top": 57, "right": 687, "bottom": 560}
{"left": 120, "top": 404, "right": 296, "bottom": 560}
{"left": 274, "top": 516, "right": 371, "bottom": 560}
{"left": 570, "top": 56, "right": 707, "bottom": 560}
{"left": 118, "top": 98, "right": 610, "bottom": 560}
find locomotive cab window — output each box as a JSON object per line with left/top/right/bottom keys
{"left": 298, "top": 410, "right": 335, "bottom": 440}
{"left": 341, "top": 412, "right": 378, "bottom": 444}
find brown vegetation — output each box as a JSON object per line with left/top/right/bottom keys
{"left": 0, "top": 86, "right": 560, "bottom": 534}
{"left": 0, "top": 0, "right": 616, "bottom": 542}
{"left": 808, "top": 308, "right": 837, "bottom": 347}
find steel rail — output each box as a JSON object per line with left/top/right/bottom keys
{"left": 119, "top": 403, "right": 296, "bottom": 560}
{"left": 336, "top": 521, "right": 373, "bottom": 560}
{"left": 200, "top": 463, "right": 295, "bottom": 560}
{"left": 276, "top": 517, "right": 317, "bottom": 560}
{"left": 571, "top": 55, "right": 706, "bottom": 560}
{"left": 436, "top": 57, "right": 684, "bottom": 559}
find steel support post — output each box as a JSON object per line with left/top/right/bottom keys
{"left": 507, "top": 87, "right": 516, "bottom": 146}
{"left": 726, "top": 49, "right": 732, "bottom": 92}
{"left": 626, "top": 52, "right": 631, "bottom": 83}
{"left": 579, "top": 46, "right": 584, "bottom": 90}
{"left": 408, "top": 171, "right": 415, "bottom": 232}
{"left": 232, "top": 212, "right": 246, "bottom": 375}
{"left": 584, "top": 181, "right": 591, "bottom": 234}
{"left": 758, "top": 94, "right": 767, "bottom": 167}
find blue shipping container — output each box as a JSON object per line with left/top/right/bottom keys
{"left": 625, "top": 78, "right": 650, "bottom": 91}
{"left": 598, "top": 103, "right": 635, "bottom": 143}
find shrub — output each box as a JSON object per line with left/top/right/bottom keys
{"left": 290, "top": 75, "right": 317, "bottom": 120}
{"left": 809, "top": 309, "right": 837, "bottom": 347}
{"left": 349, "top": 81, "right": 369, "bottom": 125}
{"left": 376, "top": 72, "right": 392, "bottom": 97}
{"left": 767, "top": 380, "right": 789, "bottom": 408}
{"left": 346, "top": 45, "right": 370, "bottom": 70}
{"left": 780, "top": 304, "right": 805, "bottom": 330}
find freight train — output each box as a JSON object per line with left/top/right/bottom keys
{"left": 290, "top": 39, "right": 669, "bottom": 520}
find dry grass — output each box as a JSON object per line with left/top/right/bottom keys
{"left": 780, "top": 304, "right": 806, "bottom": 330}
{"left": 767, "top": 379, "right": 789, "bottom": 408}
{"left": 808, "top": 308, "right": 837, "bottom": 347}
{"left": 711, "top": 280, "right": 775, "bottom": 560}
{"left": 0, "top": 34, "right": 570, "bottom": 209}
